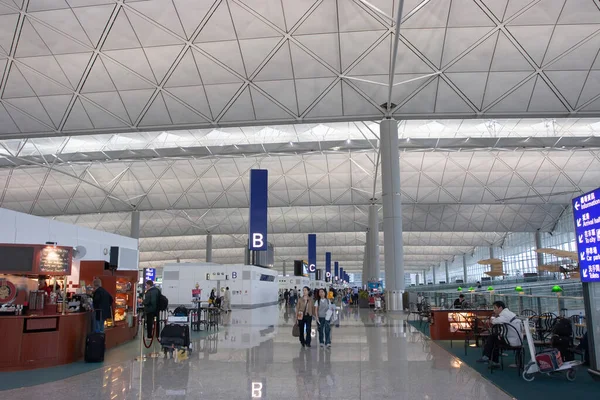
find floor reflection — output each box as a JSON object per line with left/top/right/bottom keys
{"left": 3, "top": 305, "right": 512, "bottom": 400}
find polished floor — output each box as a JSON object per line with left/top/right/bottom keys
{"left": 3, "top": 305, "right": 512, "bottom": 400}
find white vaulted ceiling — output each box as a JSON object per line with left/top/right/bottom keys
{"left": 1, "top": 0, "right": 600, "bottom": 138}
{"left": 1, "top": 119, "right": 600, "bottom": 271}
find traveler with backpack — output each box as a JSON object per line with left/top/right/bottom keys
{"left": 92, "top": 278, "right": 113, "bottom": 333}
{"left": 551, "top": 317, "right": 575, "bottom": 361}
{"left": 143, "top": 280, "right": 162, "bottom": 339}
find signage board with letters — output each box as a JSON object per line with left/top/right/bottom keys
{"left": 573, "top": 188, "right": 600, "bottom": 282}
{"left": 249, "top": 169, "right": 268, "bottom": 251}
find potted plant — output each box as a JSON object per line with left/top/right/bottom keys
{"left": 358, "top": 290, "right": 370, "bottom": 308}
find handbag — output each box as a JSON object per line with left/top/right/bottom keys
{"left": 297, "top": 299, "right": 308, "bottom": 320}
{"left": 292, "top": 323, "right": 300, "bottom": 337}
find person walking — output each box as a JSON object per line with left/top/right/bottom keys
{"left": 296, "top": 286, "right": 315, "bottom": 348}
{"left": 92, "top": 278, "right": 113, "bottom": 333}
{"left": 315, "top": 288, "right": 332, "bottom": 348}
{"left": 284, "top": 289, "right": 290, "bottom": 306}
{"left": 222, "top": 287, "right": 231, "bottom": 313}
{"left": 143, "top": 280, "right": 160, "bottom": 339}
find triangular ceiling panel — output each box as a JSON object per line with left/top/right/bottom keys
{"left": 0, "top": 14, "right": 18, "bottom": 54}
{"left": 220, "top": 87, "right": 255, "bottom": 122}
{"left": 192, "top": 49, "right": 243, "bottom": 85}
{"left": 38, "top": 94, "right": 72, "bottom": 128}
{"left": 63, "top": 98, "right": 94, "bottom": 131}
{"left": 351, "top": 74, "right": 429, "bottom": 109}
{"left": 306, "top": 81, "right": 342, "bottom": 118}
{"left": 559, "top": 0, "right": 600, "bottom": 24}
{"left": 281, "top": 0, "right": 318, "bottom": 31}
{"left": 127, "top": 0, "right": 187, "bottom": 45}
{"left": 228, "top": 0, "right": 281, "bottom": 39}
{"left": 204, "top": 82, "right": 244, "bottom": 117}
{"left": 483, "top": 71, "right": 532, "bottom": 109}
{"left": 80, "top": 97, "right": 130, "bottom": 129}
{"left": 254, "top": 80, "right": 299, "bottom": 115}
{"left": 194, "top": 0, "right": 237, "bottom": 43}
{"left": 295, "top": 77, "right": 336, "bottom": 114}
{"left": 15, "top": 19, "right": 52, "bottom": 57}
{"left": 447, "top": 31, "right": 498, "bottom": 72}
{"left": 144, "top": 45, "right": 185, "bottom": 84}
{"left": 4, "top": 101, "right": 53, "bottom": 132}
{"left": 27, "top": 18, "right": 90, "bottom": 54}
{"left": 17, "top": 63, "right": 72, "bottom": 96}
{"left": 490, "top": 32, "right": 533, "bottom": 71}
{"left": 487, "top": 75, "right": 535, "bottom": 113}
{"left": 165, "top": 86, "right": 213, "bottom": 120}
{"left": 527, "top": 76, "right": 568, "bottom": 113}
{"left": 446, "top": 72, "right": 488, "bottom": 109}
{"left": 238, "top": 37, "right": 282, "bottom": 77}
{"left": 402, "top": 0, "right": 451, "bottom": 29}
{"left": 71, "top": 4, "right": 115, "bottom": 48}
{"left": 0, "top": 104, "right": 19, "bottom": 134}
{"left": 103, "top": 48, "right": 156, "bottom": 83}
{"left": 441, "top": 27, "right": 495, "bottom": 67}
{"left": 577, "top": 71, "right": 600, "bottom": 107}
{"left": 17, "top": 55, "right": 73, "bottom": 88}
{"left": 254, "top": 42, "right": 294, "bottom": 81}
{"left": 83, "top": 91, "right": 132, "bottom": 124}
{"left": 340, "top": 30, "right": 387, "bottom": 73}
{"left": 4, "top": 96, "right": 54, "bottom": 127}
{"left": 294, "top": 0, "right": 337, "bottom": 35}
{"left": 341, "top": 82, "right": 383, "bottom": 116}
{"left": 546, "top": 34, "right": 600, "bottom": 71}
{"left": 294, "top": 33, "right": 340, "bottom": 71}
{"left": 337, "top": 0, "right": 388, "bottom": 32}
{"left": 402, "top": 28, "right": 446, "bottom": 69}
{"left": 102, "top": 52, "right": 155, "bottom": 91}
{"left": 395, "top": 77, "right": 437, "bottom": 114}
{"left": 2, "top": 66, "right": 36, "bottom": 98}
{"left": 543, "top": 25, "right": 600, "bottom": 65}
{"left": 119, "top": 88, "right": 155, "bottom": 124}
{"left": 163, "top": 94, "right": 208, "bottom": 124}
{"left": 480, "top": 0, "right": 508, "bottom": 21}
{"left": 54, "top": 52, "right": 94, "bottom": 89}
{"left": 139, "top": 93, "right": 172, "bottom": 126}
{"left": 238, "top": 0, "right": 286, "bottom": 31}
{"left": 172, "top": 0, "right": 216, "bottom": 39}
{"left": 435, "top": 80, "right": 474, "bottom": 113}
{"left": 249, "top": 88, "right": 292, "bottom": 120}
{"left": 447, "top": 0, "right": 495, "bottom": 27}
{"left": 196, "top": 40, "right": 247, "bottom": 77}
{"left": 508, "top": 0, "right": 563, "bottom": 26}
{"left": 101, "top": 8, "right": 141, "bottom": 51}
{"left": 164, "top": 49, "right": 203, "bottom": 88}
{"left": 289, "top": 41, "right": 336, "bottom": 78}
{"left": 507, "top": 25, "right": 553, "bottom": 67}
{"left": 546, "top": 71, "right": 588, "bottom": 109}
{"left": 81, "top": 58, "right": 118, "bottom": 93}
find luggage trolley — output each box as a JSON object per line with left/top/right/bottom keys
{"left": 160, "top": 307, "right": 192, "bottom": 359}
{"left": 522, "top": 317, "right": 581, "bottom": 381}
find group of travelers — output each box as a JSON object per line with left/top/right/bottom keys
{"left": 294, "top": 286, "right": 338, "bottom": 349}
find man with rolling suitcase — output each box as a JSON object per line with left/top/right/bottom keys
{"left": 86, "top": 278, "right": 112, "bottom": 362}
{"left": 143, "top": 280, "right": 161, "bottom": 339}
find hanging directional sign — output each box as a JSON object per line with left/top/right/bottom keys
{"left": 308, "top": 234, "right": 317, "bottom": 273}
{"left": 334, "top": 261, "right": 339, "bottom": 280}
{"left": 325, "top": 252, "right": 331, "bottom": 282}
{"left": 573, "top": 188, "right": 600, "bottom": 282}
{"left": 249, "top": 169, "right": 268, "bottom": 251}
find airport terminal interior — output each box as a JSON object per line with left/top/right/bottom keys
{"left": 1, "top": 0, "right": 600, "bottom": 399}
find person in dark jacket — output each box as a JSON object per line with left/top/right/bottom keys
{"left": 143, "top": 280, "right": 160, "bottom": 339}
{"left": 92, "top": 278, "right": 113, "bottom": 333}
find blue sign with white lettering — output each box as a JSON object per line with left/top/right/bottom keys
{"left": 308, "top": 234, "right": 316, "bottom": 273}
{"left": 144, "top": 268, "right": 156, "bottom": 282}
{"left": 573, "top": 187, "right": 600, "bottom": 282}
{"left": 339, "top": 267, "right": 344, "bottom": 282}
{"left": 249, "top": 169, "right": 268, "bottom": 251}
{"left": 325, "top": 252, "right": 331, "bottom": 282}
{"left": 334, "top": 261, "right": 339, "bottom": 280}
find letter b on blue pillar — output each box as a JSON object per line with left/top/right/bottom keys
{"left": 249, "top": 169, "right": 268, "bottom": 251}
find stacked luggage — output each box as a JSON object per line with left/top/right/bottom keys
{"left": 160, "top": 306, "right": 192, "bottom": 358}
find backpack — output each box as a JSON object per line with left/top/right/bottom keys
{"left": 158, "top": 292, "right": 168, "bottom": 312}
{"left": 552, "top": 317, "right": 572, "bottom": 337}
{"left": 173, "top": 306, "right": 188, "bottom": 316}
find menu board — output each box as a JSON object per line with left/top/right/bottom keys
{"left": 0, "top": 246, "right": 35, "bottom": 273}
{"left": 573, "top": 187, "right": 600, "bottom": 282}
{"left": 38, "top": 247, "right": 71, "bottom": 275}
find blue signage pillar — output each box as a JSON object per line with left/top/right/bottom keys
{"left": 340, "top": 267, "right": 344, "bottom": 282}
{"left": 249, "top": 170, "right": 268, "bottom": 251}
{"left": 334, "top": 261, "right": 339, "bottom": 281}
{"left": 325, "top": 252, "right": 331, "bottom": 282}
{"left": 308, "top": 234, "right": 317, "bottom": 277}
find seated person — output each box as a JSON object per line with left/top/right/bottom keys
{"left": 453, "top": 294, "right": 466, "bottom": 308}
{"left": 476, "top": 301, "right": 522, "bottom": 368}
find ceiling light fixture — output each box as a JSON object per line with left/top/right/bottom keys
{"left": 289, "top": 141, "right": 294, "bottom": 146}
{"left": 346, "top": 138, "right": 352, "bottom": 144}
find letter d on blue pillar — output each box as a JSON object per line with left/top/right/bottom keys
{"left": 340, "top": 268, "right": 344, "bottom": 282}
{"left": 325, "top": 252, "right": 331, "bottom": 282}
{"left": 334, "top": 262, "right": 339, "bottom": 280}
{"left": 249, "top": 169, "right": 268, "bottom": 251}
{"left": 308, "top": 234, "right": 317, "bottom": 274}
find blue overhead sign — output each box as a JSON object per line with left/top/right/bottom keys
{"left": 573, "top": 188, "right": 600, "bottom": 282}
{"left": 308, "top": 234, "right": 316, "bottom": 273}
{"left": 249, "top": 169, "right": 268, "bottom": 251}
{"left": 334, "top": 261, "right": 339, "bottom": 280}
{"left": 325, "top": 252, "right": 331, "bottom": 282}
{"left": 144, "top": 268, "right": 156, "bottom": 282}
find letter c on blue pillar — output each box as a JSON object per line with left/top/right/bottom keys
{"left": 249, "top": 169, "right": 268, "bottom": 251}
{"left": 308, "top": 234, "right": 317, "bottom": 273}
{"left": 325, "top": 252, "right": 331, "bottom": 282}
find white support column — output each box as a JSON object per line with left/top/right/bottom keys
{"left": 362, "top": 234, "right": 369, "bottom": 286}
{"left": 432, "top": 265, "right": 436, "bottom": 284}
{"left": 422, "top": 269, "right": 427, "bottom": 284}
{"left": 282, "top": 260, "right": 287, "bottom": 276}
{"left": 368, "top": 204, "right": 380, "bottom": 283}
{"left": 445, "top": 260, "right": 450, "bottom": 283}
{"left": 535, "top": 231, "right": 545, "bottom": 269}
{"left": 130, "top": 210, "right": 140, "bottom": 239}
{"left": 206, "top": 233, "right": 213, "bottom": 263}
{"left": 381, "top": 119, "right": 404, "bottom": 311}
{"left": 463, "top": 253, "right": 468, "bottom": 283}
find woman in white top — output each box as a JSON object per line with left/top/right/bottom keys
{"left": 315, "top": 288, "right": 332, "bottom": 348}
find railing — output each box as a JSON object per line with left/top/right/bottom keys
{"left": 417, "top": 290, "right": 585, "bottom": 318}
{"left": 405, "top": 275, "right": 577, "bottom": 293}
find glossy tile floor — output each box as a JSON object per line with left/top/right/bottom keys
{"left": 4, "top": 305, "right": 512, "bottom": 400}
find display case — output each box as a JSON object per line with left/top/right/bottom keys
{"left": 114, "top": 276, "right": 134, "bottom": 324}
{"left": 429, "top": 309, "right": 493, "bottom": 340}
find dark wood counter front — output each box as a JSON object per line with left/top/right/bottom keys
{"left": 429, "top": 309, "right": 493, "bottom": 340}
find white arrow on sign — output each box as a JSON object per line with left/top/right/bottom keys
{"left": 581, "top": 252, "right": 586, "bottom": 259}
{"left": 575, "top": 202, "right": 580, "bottom": 211}
{"left": 583, "top": 269, "right": 588, "bottom": 278}
{"left": 577, "top": 219, "right": 582, "bottom": 227}
{"left": 579, "top": 234, "right": 584, "bottom": 243}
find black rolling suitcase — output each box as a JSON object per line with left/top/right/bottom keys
{"left": 160, "top": 324, "right": 190, "bottom": 348}
{"left": 85, "top": 310, "right": 106, "bottom": 362}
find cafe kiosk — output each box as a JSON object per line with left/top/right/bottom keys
{"left": 0, "top": 243, "right": 138, "bottom": 371}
